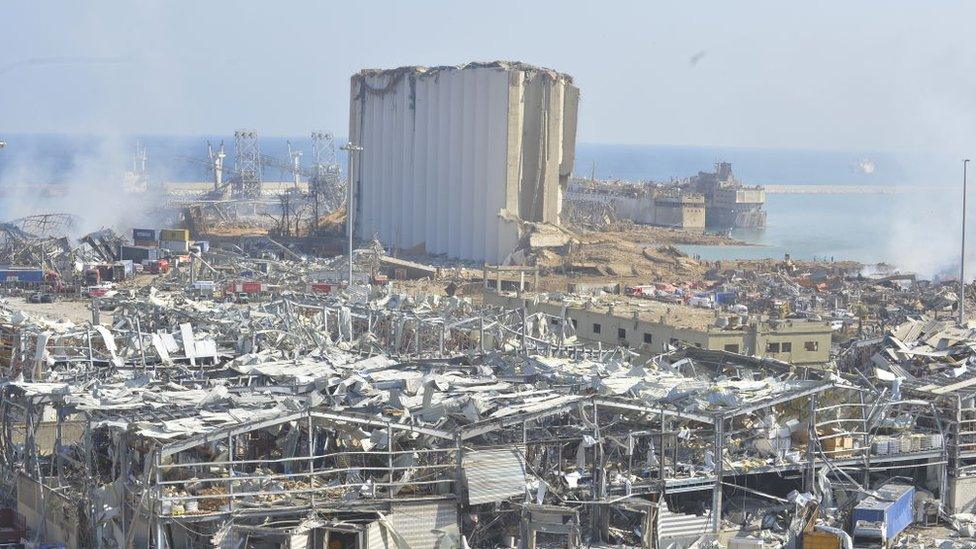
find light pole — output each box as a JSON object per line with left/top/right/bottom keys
{"left": 962, "top": 158, "right": 971, "bottom": 326}
{"left": 341, "top": 142, "right": 364, "bottom": 289}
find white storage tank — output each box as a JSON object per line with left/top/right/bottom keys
{"left": 348, "top": 61, "right": 579, "bottom": 263}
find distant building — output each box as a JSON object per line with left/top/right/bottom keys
{"left": 348, "top": 61, "right": 579, "bottom": 263}
{"left": 485, "top": 290, "right": 833, "bottom": 365}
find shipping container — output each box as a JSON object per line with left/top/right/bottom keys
{"left": 852, "top": 484, "right": 913, "bottom": 544}
{"left": 160, "top": 229, "right": 190, "bottom": 242}
{"left": 133, "top": 239, "right": 158, "bottom": 248}
{"left": 226, "top": 281, "right": 269, "bottom": 294}
{"left": 309, "top": 282, "right": 338, "bottom": 293}
{"left": 0, "top": 267, "right": 45, "bottom": 283}
{"left": 191, "top": 281, "right": 215, "bottom": 294}
{"left": 803, "top": 530, "right": 841, "bottom": 549}
{"left": 132, "top": 228, "right": 156, "bottom": 242}
{"left": 119, "top": 245, "right": 159, "bottom": 262}
{"left": 241, "top": 282, "right": 263, "bottom": 293}
{"left": 160, "top": 240, "right": 190, "bottom": 253}
{"left": 715, "top": 291, "right": 737, "bottom": 304}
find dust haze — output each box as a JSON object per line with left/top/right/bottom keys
{"left": 0, "top": 136, "right": 166, "bottom": 237}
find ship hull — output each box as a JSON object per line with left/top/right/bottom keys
{"left": 705, "top": 204, "right": 766, "bottom": 229}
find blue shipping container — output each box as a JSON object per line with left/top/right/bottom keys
{"left": 133, "top": 228, "right": 156, "bottom": 241}
{"left": 852, "top": 484, "right": 914, "bottom": 542}
{"left": 714, "top": 291, "right": 737, "bottom": 304}
{"left": 0, "top": 268, "right": 44, "bottom": 283}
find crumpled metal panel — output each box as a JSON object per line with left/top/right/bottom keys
{"left": 462, "top": 448, "right": 526, "bottom": 505}
{"left": 657, "top": 501, "right": 712, "bottom": 541}
{"left": 381, "top": 500, "right": 458, "bottom": 549}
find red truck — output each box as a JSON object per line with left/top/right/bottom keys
{"left": 146, "top": 258, "right": 170, "bottom": 274}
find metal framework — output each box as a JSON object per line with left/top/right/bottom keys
{"left": 310, "top": 131, "right": 344, "bottom": 223}
{"left": 234, "top": 129, "right": 262, "bottom": 198}
{"left": 0, "top": 258, "right": 961, "bottom": 547}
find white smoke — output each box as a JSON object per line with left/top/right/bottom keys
{"left": 875, "top": 41, "right": 976, "bottom": 280}
{"left": 0, "top": 135, "right": 166, "bottom": 237}
{"left": 883, "top": 187, "right": 962, "bottom": 279}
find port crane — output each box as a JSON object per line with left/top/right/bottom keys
{"left": 177, "top": 148, "right": 239, "bottom": 200}
{"left": 257, "top": 133, "right": 345, "bottom": 230}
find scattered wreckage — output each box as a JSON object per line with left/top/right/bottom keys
{"left": 0, "top": 219, "right": 972, "bottom": 547}
{"left": 0, "top": 268, "right": 969, "bottom": 549}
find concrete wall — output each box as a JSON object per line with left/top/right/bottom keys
{"left": 610, "top": 196, "right": 656, "bottom": 224}
{"left": 10, "top": 420, "right": 85, "bottom": 453}
{"left": 17, "top": 473, "right": 82, "bottom": 548}
{"left": 485, "top": 293, "right": 711, "bottom": 354}
{"left": 565, "top": 307, "right": 710, "bottom": 353}
{"left": 949, "top": 475, "right": 976, "bottom": 514}
{"left": 349, "top": 62, "right": 579, "bottom": 263}
{"left": 736, "top": 321, "right": 832, "bottom": 365}
{"left": 648, "top": 197, "right": 705, "bottom": 230}
{"left": 653, "top": 202, "right": 686, "bottom": 228}
{"left": 683, "top": 204, "right": 706, "bottom": 229}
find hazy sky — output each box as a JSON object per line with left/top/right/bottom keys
{"left": 3, "top": 1, "right": 975, "bottom": 152}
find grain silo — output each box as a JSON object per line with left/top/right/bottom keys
{"left": 348, "top": 61, "right": 579, "bottom": 263}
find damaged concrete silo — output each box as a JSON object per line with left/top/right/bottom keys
{"left": 348, "top": 61, "right": 579, "bottom": 263}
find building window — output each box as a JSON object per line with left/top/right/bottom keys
{"left": 766, "top": 342, "right": 780, "bottom": 353}
{"left": 805, "top": 341, "right": 819, "bottom": 351}
{"left": 724, "top": 344, "right": 740, "bottom": 353}
{"left": 618, "top": 328, "right": 627, "bottom": 340}
{"left": 593, "top": 323, "right": 601, "bottom": 334}
{"left": 781, "top": 342, "right": 792, "bottom": 352}
{"left": 643, "top": 333, "right": 653, "bottom": 344}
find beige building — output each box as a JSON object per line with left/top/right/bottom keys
{"left": 652, "top": 192, "right": 706, "bottom": 230}
{"left": 486, "top": 291, "right": 832, "bottom": 365}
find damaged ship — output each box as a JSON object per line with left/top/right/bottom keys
{"left": 564, "top": 161, "right": 766, "bottom": 231}
{"left": 689, "top": 162, "right": 767, "bottom": 229}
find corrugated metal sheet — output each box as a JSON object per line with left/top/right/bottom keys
{"left": 366, "top": 521, "right": 387, "bottom": 549}
{"left": 462, "top": 448, "right": 526, "bottom": 505}
{"left": 378, "top": 500, "right": 458, "bottom": 549}
{"left": 657, "top": 502, "right": 712, "bottom": 542}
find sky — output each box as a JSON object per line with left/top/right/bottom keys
{"left": 2, "top": 1, "right": 976, "bottom": 152}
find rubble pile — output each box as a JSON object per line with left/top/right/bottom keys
{"left": 0, "top": 227, "right": 971, "bottom": 547}
{"left": 0, "top": 270, "right": 964, "bottom": 549}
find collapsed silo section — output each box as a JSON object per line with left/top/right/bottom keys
{"left": 348, "top": 61, "right": 579, "bottom": 263}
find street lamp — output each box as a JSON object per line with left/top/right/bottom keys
{"left": 962, "top": 158, "right": 971, "bottom": 326}
{"left": 340, "top": 142, "right": 364, "bottom": 289}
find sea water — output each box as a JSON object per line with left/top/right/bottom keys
{"left": 572, "top": 143, "right": 963, "bottom": 274}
